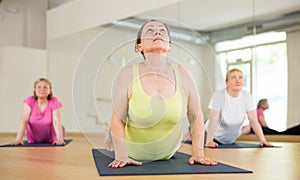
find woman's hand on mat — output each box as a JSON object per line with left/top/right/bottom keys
{"left": 53, "top": 139, "right": 65, "bottom": 145}
{"left": 205, "top": 141, "right": 219, "bottom": 148}
{"left": 108, "top": 158, "right": 142, "bottom": 168}
{"left": 189, "top": 155, "right": 218, "bottom": 166}
{"left": 259, "top": 141, "right": 273, "bottom": 147}
{"left": 10, "top": 140, "right": 23, "bottom": 145}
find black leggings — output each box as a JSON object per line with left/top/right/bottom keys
{"left": 251, "top": 124, "right": 300, "bottom": 135}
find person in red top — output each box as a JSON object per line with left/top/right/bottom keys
{"left": 10, "top": 78, "right": 65, "bottom": 145}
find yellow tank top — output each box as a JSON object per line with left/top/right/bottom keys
{"left": 126, "top": 63, "right": 188, "bottom": 160}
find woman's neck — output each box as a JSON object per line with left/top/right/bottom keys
{"left": 38, "top": 98, "right": 48, "bottom": 104}
{"left": 143, "top": 53, "right": 167, "bottom": 73}
{"left": 226, "top": 88, "right": 240, "bottom": 97}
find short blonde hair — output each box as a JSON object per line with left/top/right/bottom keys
{"left": 225, "top": 68, "right": 243, "bottom": 81}
{"left": 33, "top": 78, "right": 53, "bottom": 100}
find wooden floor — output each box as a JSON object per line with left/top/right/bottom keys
{"left": 0, "top": 133, "right": 299, "bottom": 180}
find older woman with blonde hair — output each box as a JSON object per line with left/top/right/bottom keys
{"left": 10, "top": 78, "right": 65, "bottom": 145}
{"left": 205, "top": 68, "right": 272, "bottom": 147}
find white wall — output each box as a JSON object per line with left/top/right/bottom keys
{"left": 0, "top": 46, "right": 47, "bottom": 132}
{"left": 0, "top": 0, "right": 47, "bottom": 133}
{"left": 47, "top": 26, "right": 108, "bottom": 133}
{"left": 287, "top": 30, "right": 300, "bottom": 127}
{"left": 0, "top": 0, "right": 47, "bottom": 49}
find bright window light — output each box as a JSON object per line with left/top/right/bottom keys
{"left": 215, "top": 31, "right": 286, "bottom": 52}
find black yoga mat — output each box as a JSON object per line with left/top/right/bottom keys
{"left": 183, "top": 141, "right": 280, "bottom": 148}
{"left": 0, "top": 139, "right": 72, "bottom": 147}
{"left": 208, "top": 142, "right": 281, "bottom": 149}
{"left": 92, "top": 149, "right": 252, "bottom": 176}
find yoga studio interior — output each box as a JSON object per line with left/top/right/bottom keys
{"left": 0, "top": 0, "right": 299, "bottom": 179}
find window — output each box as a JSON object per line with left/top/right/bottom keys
{"left": 216, "top": 32, "right": 287, "bottom": 131}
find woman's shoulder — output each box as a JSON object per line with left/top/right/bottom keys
{"left": 213, "top": 89, "right": 226, "bottom": 98}
{"left": 176, "top": 63, "right": 193, "bottom": 79}
{"left": 24, "top": 96, "right": 36, "bottom": 102}
{"left": 119, "top": 64, "right": 134, "bottom": 75}
{"left": 49, "top": 97, "right": 61, "bottom": 103}
{"left": 176, "top": 63, "right": 188, "bottom": 71}
{"left": 240, "top": 91, "right": 253, "bottom": 97}
{"left": 49, "top": 97, "right": 62, "bottom": 108}
{"left": 49, "top": 96, "right": 58, "bottom": 101}
{"left": 113, "top": 64, "right": 136, "bottom": 90}
{"left": 25, "top": 95, "right": 35, "bottom": 99}
{"left": 23, "top": 96, "right": 36, "bottom": 107}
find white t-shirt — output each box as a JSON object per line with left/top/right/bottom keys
{"left": 206, "top": 89, "right": 256, "bottom": 144}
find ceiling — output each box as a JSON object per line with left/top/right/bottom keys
{"left": 48, "top": 0, "right": 300, "bottom": 43}
{"left": 138, "top": 0, "right": 300, "bottom": 31}
{"left": 137, "top": 0, "right": 300, "bottom": 43}
{"left": 48, "top": 0, "right": 300, "bottom": 30}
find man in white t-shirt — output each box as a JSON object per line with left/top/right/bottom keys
{"left": 205, "top": 68, "right": 272, "bottom": 147}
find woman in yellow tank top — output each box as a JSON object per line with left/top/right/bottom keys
{"left": 108, "top": 19, "right": 217, "bottom": 168}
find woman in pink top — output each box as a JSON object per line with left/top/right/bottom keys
{"left": 248, "top": 99, "right": 300, "bottom": 135}
{"left": 255, "top": 99, "right": 279, "bottom": 134}
{"left": 10, "top": 78, "right": 65, "bottom": 145}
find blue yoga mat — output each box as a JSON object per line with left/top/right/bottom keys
{"left": 0, "top": 139, "right": 72, "bottom": 147}
{"left": 92, "top": 149, "right": 252, "bottom": 176}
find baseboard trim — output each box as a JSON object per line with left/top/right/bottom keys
{"left": 238, "top": 134, "right": 300, "bottom": 142}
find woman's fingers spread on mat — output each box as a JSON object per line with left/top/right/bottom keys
{"left": 260, "top": 141, "right": 273, "bottom": 147}
{"left": 108, "top": 160, "right": 122, "bottom": 168}
{"left": 189, "top": 157, "right": 218, "bottom": 166}
{"left": 201, "top": 158, "right": 218, "bottom": 166}
{"left": 206, "top": 141, "right": 218, "bottom": 148}
{"left": 52, "top": 140, "right": 65, "bottom": 145}
{"left": 118, "top": 161, "right": 127, "bottom": 168}
{"left": 129, "top": 159, "right": 142, "bottom": 166}
{"left": 108, "top": 159, "right": 142, "bottom": 168}
{"left": 10, "top": 141, "right": 23, "bottom": 145}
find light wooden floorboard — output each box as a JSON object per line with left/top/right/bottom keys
{"left": 0, "top": 133, "right": 299, "bottom": 180}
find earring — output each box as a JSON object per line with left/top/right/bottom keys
{"left": 138, "top": 45, "right": 143, "bottom": 52}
